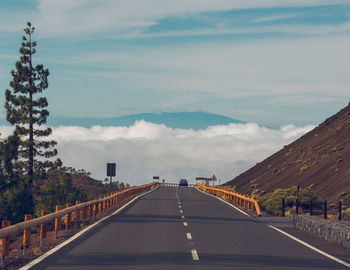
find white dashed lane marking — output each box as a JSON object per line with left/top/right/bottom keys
{"left": 181, "top": 215, "right": 185, "bottom": 219}
{"left": 191, "top": 249, "right": 199, "bottom": 261}
{"left": 183, "top": 222, "right": 188, "bottom": 227}
{"left": 180, "top": 210, "right": 183, "bottom": 213}
{"left": 186, "top": 233, "right": 192, "bottom": 240}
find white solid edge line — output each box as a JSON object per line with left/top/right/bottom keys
{"left": 186, "top": 233, "right": 192, "bottom": 240}
{"left": 268, "top": 225, "right": 350, "bottom": 269}
{"left": 191, "top": 249, "right": 199, "bottom": 261}
{"left": 19, "top": 187, "right": 159, "bottom": 270}
{"left": 195, "top": 187, "right": 250, "bottom": 217}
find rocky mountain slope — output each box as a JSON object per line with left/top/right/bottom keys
{"left": 224, "top": 103, "right": 350, "bottom": 205}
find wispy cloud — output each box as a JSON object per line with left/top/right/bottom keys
{"left": 45, "top": 35, "right": 350, "bottom": 102}
{"left": 252, "top": 13, "right": 304, "bottom": 23}
{"left": 0, "top": 0, "right": 348, "bottom": 37}
{"left": 113, "top": 21, "right": 350, "bottom": 40}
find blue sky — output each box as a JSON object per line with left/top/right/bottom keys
{"left": 1, "top": 0, "right": 350, "bottom": 126}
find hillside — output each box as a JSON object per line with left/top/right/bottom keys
{"left": 71, "top": 174, "right": 126, "bottom": 198}
{"left": 71, "top": 174, "right": 106, "bottom": 198}
{"left": 224, "top": 103, "right": 350, "bottom": 205}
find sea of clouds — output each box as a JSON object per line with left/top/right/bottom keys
{"left": 0, "top": 121, "right": 315, "bottom": 185}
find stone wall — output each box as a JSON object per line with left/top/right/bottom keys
{"left": 293, "top": 214, "right": 350, "bottom": 248}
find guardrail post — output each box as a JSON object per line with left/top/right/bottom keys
{"left": 324, "top": 200, "right": 327, "bottom": 219}
{"left": 65, "top": 203, "right": 72, "bottom": 230}
{"left": 94, "top": 201, "right": 99, "bottom": 220}
{"left": 55, "top": 206, "right": 61, "bottom": 239}
{"left": 82, "top": 206, "right": 88, "bottom": 226}
{"left": 23, "top": 214, "right": 32, "bottom": 257}
{"left": 103, "top": 196, "right": 107, "bottom": 212}
{"left": 99, "top": 197, "right": 103, "bottom": 219}
{"left": 88, "top": 204, "right": 93, "bottom": 222}
{"left": 282, "top": 198, "right": 285, "bottom": 217}
{"left": 310, "top": 199, "right": 313, "bottom": 216}
{"left": 339, "top": 201, "right": 342, "bottom": 221}
{"left": 1, "top": 220, "right": 10, "bottom": 268}
{"left": 40, "top": 210, "right": 47, "bottom": 248}
{"left": 295, "top": 199, "right": 299, "bottom": 215}
{"left": 75, "top": 201, "right": 80, "bottom": 228}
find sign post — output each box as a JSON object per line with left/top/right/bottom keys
{"left": 107, "top": 163, "right": 116, "bottom": 183}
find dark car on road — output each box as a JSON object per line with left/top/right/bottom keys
{"left": 179, "top": 179, "right": 188, "bottom": 187}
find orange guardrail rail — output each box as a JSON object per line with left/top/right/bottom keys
{"left": 196, "top": 183, "right": 261, "bottom": 216}
{"left": 0, "top": 182, "right": 160, "bottom": 268}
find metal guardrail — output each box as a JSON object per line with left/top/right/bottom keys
{"left": 196, "top": 183, "right": 261, "bottom": 216}
{"left": 0, "top": 182, "right": 159, "bottom": 267}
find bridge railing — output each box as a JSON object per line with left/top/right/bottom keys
{"left": 0, "top": 182, "right": 159, "bottom": 268}
{"left": 196, "top": 183, "right": 261, "bottom": 216}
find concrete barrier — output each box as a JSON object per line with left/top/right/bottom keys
{"left": 293, "top": 214, "right": 350, "bottom": 248}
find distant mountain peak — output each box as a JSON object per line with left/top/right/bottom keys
{"left": 46, "top": 112, "right": 244, "bottom": 130}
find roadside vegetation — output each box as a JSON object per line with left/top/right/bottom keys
{"left": 218, "top": 183, "right": 323, "bottom": 217}
{"left": 259, "top": 185, "right": 322, "bottom": 216}
{"left": 0, "top": 23, "right": 129, "bottom": 224}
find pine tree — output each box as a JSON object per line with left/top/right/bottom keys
{"left": 5, "top": 22, "right": 61, "bottom": 191}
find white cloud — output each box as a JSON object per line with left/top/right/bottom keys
{"left": 0, "top": 126, "right": 14, "bottom": 138}
{"left": 0, "top": 121, "right": 314, "bottom": 185}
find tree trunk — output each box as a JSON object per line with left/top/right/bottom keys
{"left": 28, "top": 31, "right": 34, "bottom": 191}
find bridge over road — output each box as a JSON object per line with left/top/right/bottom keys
{"left": 24, "top": 186, "right": 349, "bottom": 270}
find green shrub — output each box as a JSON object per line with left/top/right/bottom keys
{"left": 260, "top": 185, "right": 322, "bottom": 216}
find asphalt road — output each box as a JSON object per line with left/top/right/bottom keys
{"left": 29, "top": 187, "right": 347, "bottom": 270}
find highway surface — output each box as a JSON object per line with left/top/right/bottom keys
{"left": 28, "top": 186, "right": 347, "bottom": 270}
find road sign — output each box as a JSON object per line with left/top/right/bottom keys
{"left": 195, "top": 175, "right": 217, "bottom": 186}
{"left": 107, "top": 163, "right": 116, "bottom": 177}
{"left": 195, "top": 174, "right": 217, "bottom": 181}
